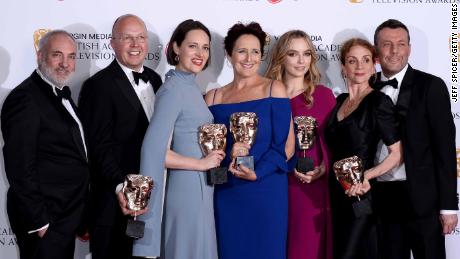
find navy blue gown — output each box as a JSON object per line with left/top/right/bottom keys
{"left": 209, "top": 93, "right": 291, "bottom": 259}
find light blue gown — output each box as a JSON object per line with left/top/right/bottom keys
{"left": 133, "top": 69, "right": 217, "bottom": 259}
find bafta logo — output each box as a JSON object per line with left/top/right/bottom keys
{"left": 33, "top": 29, "right": 52, "bottom": 53}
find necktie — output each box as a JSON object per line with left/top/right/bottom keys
{"left": 56, "top": 86, "right": 71, "bottom": 99}
{"left": 371, "top": 78, "right": 398, "bottom": 90}
{"left": 132, "top": 71, "right": 149, "bottom": 85}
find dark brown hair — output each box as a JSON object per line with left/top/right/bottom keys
{"left": 166, "top": 19, "right": 211, "bottom": 68}
{"left": 374, "top": 19, "right": 410, "bottom": 45}
{"left": 224, "top": 22, "right": 267, "bottom": 57}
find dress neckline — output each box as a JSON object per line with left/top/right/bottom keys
{"left": 210, "top": 96, "right": 288, "bottom": 108}
{"left": 335, "top": 90, "right": 375, "bottom": 123}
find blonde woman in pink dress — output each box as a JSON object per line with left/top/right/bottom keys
{"left": 266, "top": 30, "right": 335, "bottom": 259}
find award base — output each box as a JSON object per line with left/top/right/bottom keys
{"left": 236, "top": 156, "right": 254, "bottom": 171}
{"left": 296, "top": 157, "right": 314, "bottom": 174}
{"left": 126, "top": 218, "right": 145, "bottom": 239}
{"left": 207, "top": 167, "right": 228, "bottom": 185}
{"left": 352, "top": 197, "right": 372, "bottom": 218}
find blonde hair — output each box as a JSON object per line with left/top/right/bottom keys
{"left": 265, "top": 30, "right": 321, "bottom": 106}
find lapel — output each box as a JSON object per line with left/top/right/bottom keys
{"left": 32, "top": 72, "right": 87, "bottom": 162}
{"left": 395, "top": 65, "right": 414, "bottom": 119}
{"left": 108, "top": 61, "right": 149, "bottom": 122}
{"left": 144, "top": 68, "right": 161, "bottom": 93}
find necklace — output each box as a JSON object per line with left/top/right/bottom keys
{"left": 341, "top": 88, "right": 372, "bottom": 118}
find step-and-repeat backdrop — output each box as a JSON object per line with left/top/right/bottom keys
{"left": 0, "top": 0, "right": 458, "bottom": 258}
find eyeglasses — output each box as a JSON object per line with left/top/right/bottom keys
{"left": 112, "top": 35, "right": 147, "bottom": 43}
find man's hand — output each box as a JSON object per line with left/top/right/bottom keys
{"left": 117, "top": 191, "right": 148, "bottom": 217}
{"left": 440, "top": 214, "right": 458, "bottom": 235}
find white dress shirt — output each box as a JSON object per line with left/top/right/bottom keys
{"left": 375, "top": 65, "right": 407, "bottom": 182}
{"left": 117, "top": 60, "right": 155, "bottom": 121}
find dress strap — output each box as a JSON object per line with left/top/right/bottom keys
{"left": 268, "top": 80, "right": 274, "bottom": 97}
{"left": 212, "top": 88, "right": 218, "bottom": 105}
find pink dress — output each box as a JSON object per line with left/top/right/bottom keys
{"left": 287, "top": 85, "right": 335, "bottom": 259}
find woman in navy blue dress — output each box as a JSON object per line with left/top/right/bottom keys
{"left": 205, "top": 22, "right": 295, "bottom": 259}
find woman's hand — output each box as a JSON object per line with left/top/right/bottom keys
{"left": 229, "top": 158, "right": 257, "bottom": 181}
{"left": 200, "top": 150, "right": 226, "bottom": 171}
{"left": 294, "top": 166, "right": 325, "bottom": 184}
{"left": 230, "top": 142, "right": 251, "bottom": 160}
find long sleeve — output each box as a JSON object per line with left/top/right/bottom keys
{"left": 1, "top": 88, "right": 49, "bottom": 231}
{"left": 254, "top": 98, "right": 291, "bottom": 180}
{"left": 426, "top": 77, "right": 457, "bottom": 211}
{"left": 79, "top": 79, "right": 126, "bottom": 188}
{"left": 133, "top": 79, "right": 183, "bottom": 257}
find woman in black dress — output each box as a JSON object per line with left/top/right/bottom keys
{"left": 325, "top": 38, "right": 402, "bottom": 259}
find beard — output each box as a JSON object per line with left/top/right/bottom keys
{"left": 39, "top": 60, "right": 73, "bottom": 88}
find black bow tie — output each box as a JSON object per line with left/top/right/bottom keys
{"left": 56, "top": 86, "right": 71, "bottom": 100}
{"left": 132, "top": 71, "right": 149, "bottom": 85}
{"left": 371, "top": 78, "right": 398, "bottom": 90}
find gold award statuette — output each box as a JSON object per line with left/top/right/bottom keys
{"left": 230, "top": 112, "right": 258, "bottom": 171}
{"left": 294, "top": 116, "right": 317, "bottom": 174}
{"left": 123, "top": 174, "right": 154, "bottom": 239}
{"left": 333, "top": 156, "right": 372, "bottom": 217}
{"left": 199, "top": 123, "right": 228, "bottom": 185}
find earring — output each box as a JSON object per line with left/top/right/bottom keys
{"left": 175, "top": 55, "right": 180, "bottom": 62}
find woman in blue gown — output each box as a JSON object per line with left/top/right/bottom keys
{"left": 133, "top": 20, "right": 225, "bottom": 259}
{"left": 205, "top": 22, "right": 295, "bottom": 259}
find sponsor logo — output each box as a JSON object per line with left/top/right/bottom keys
{"left": 453, "top": 112, "right": 460, "bottom": 119}
{"left": 33, "top": 29, "right": 51, "bottom": 52}
{"left": 47, "top": 31, "right": 163, "bottom": 63}
{"left": 0, "top": 227, "right": 16, "bottom": 246}
{"left": 351, "top": 0, "right": 460, "bottom": 4}
{"left": 457, "top": 149, "right": 460, "bottom": 177}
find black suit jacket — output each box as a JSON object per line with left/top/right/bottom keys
{"left": 385, "top": 65, "right": 458, "bottom": 217}
{"left": 78, "top": 60, "right": 162, "bottom": 226}
{"left": 1, "top": 71, "right": 89, "bottom": 235}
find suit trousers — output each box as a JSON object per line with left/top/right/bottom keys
{"left": 374, "top": 181, "right": 446, "bottom": 259}
{"left": 90, "top": 217, "right": 135, "bottom": 259}
{"left": 16, "top": 228, "right": 76, "bottom": 259}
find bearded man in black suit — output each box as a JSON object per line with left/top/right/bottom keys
{"left": 372, "top": 19, "right": 458, "bottom": 259}
{"left": 78, "top": 14, "right": 162, "bottom": 259}
{"left": 2, "top": 30, "right": 89, "bottom": 259}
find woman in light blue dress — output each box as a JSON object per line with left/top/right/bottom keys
{"left": 133, "top": 19, "right": 224, "bottom": 259}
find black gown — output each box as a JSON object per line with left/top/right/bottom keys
{"left": 325, "top": 90, "right": 399, "bottom": 259}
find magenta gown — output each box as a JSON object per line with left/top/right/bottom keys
{"left": 287, "top": 85, "right": 335, "bottom": 259}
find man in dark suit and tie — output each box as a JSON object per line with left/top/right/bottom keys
{"left": 1, "top": 30, "right": 89, "bottom": 259}
{"left": 78, "top": 14, "right": 162, "bottom": 259}
{"left": 372, "top": 19, "right": 458, "bottom": 259}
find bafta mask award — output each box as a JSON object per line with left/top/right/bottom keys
{"left": 199, "top": 124, "right": 228, "bottom": 185}
{"left": 230, "top": 112, "right": 258, "bottom": 171}
{"left": 294, "top": 116, "right": 317, "bottom": 174}
{"left": 123, "top": 174, "right": 154, "bottom": 238}
{"left": 333, "top": 156, "right": 372, "bottom": 217}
